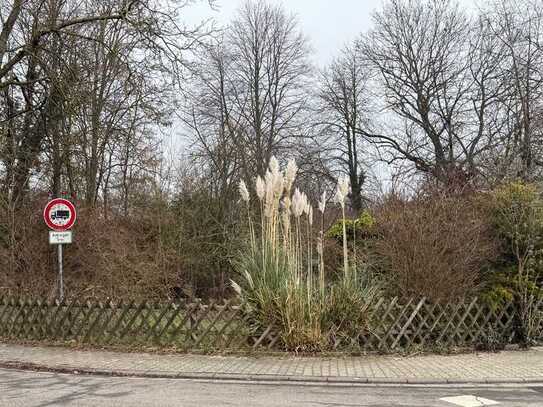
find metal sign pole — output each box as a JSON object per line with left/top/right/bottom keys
{"left": 45, "top": 193, "right": 75, "bottom": 302}
{"left": 58, "top": 243, "right": 64, "bottom": 301}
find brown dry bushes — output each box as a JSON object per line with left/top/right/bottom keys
{"left": 0, "top": 195, "right": 203, "bottom": 300}
{"left": 374, "top": 190, "right": 498, "bottom": 300}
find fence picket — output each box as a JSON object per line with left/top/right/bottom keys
{"left": 391, "top": 297, "right": 425, "bottom": 350}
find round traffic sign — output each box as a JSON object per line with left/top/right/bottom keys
{"left": 43, "top": 198, "right": 77, "bottom": 231}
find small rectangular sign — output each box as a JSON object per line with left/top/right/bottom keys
{"left": 49, "top": 231, "right": 73, "bottom": 244}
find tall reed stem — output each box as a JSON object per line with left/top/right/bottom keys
{"left": 341, "top": 205, "right": 349, "bottom": 282}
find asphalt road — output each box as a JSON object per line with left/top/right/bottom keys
{"left": 1, "top": 368, "right": 542, "bottom": 406}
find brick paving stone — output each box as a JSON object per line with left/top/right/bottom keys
{"left": 0, "top": 343, "right": 542, "bottom": 383}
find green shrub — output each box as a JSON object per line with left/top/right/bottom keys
{"left": 475, "top": 324, "right": 506, "bottom": 352}
{"left": 326, "top": 209, "right": 376, "bottom": 242}
{"left": 490, "top": 182, "right": 543, "bottom": 277}
{"left": 487, "top": 182, "right": 543, "bottom": 345}
{"left": 323, "top": 272, "right": 381, "bottom": 344}
{"left": 480, "top": 271, "right": 515, "bottom": 308}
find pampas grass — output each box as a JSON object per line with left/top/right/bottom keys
{"left": 233, "top": 158, "right": 379, "bottom": 351}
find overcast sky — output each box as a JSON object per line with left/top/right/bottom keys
{"left": 184, "top": 0, "right": 382, "bottom": 66}
{"left": 185, "top": 0, "right": 481, "bottom": 69}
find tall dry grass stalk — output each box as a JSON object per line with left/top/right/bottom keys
{"left": 334, "top": 175, "right": 351, "bottom": 282}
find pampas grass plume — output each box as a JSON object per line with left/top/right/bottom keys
{"left": 318, "top": 191, "right": 326, "bottom": 213}
{"left": 256, "top": 176, "right": 265, "bottom": 201}
{"left": 292, "top": 188, "right": 305, "bottom": 218}
{"left": 239, "top": 180, "right": 250, "bottom": 203}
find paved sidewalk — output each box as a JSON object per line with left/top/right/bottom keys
{"left": 0, "top": 343, "right": 542, "bottom": 384}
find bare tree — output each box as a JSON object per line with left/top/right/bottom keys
{"left": 483, "top": 0, "right": 543, "bottom": 181}
{"left": 359, "top": 0, "right": 475, "bottom": 183}
{"left": 0, "top": 0, "right": 138, "bottom": 85}
{"left": 184, "top": 38, "right": 242, "bottom": 213}
{"left": 186, "top": 0, "right": 313, "bottom": 190}
{"left": 316, "top": 45, "right": 371, "bottom": 212}
{"left": 461, "top": 15, "right": 510, "bottom": 183}
{"left": 227, "top": 0, "right": 312, "bottom": 176}
{"left": 0, "top": 0, "right": 213, "bottom": 204}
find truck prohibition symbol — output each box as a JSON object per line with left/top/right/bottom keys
{"left": 51, "top": 210, "right": 70, "bottom": 221}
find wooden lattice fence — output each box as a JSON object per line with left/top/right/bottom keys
{"left": 0, "top": 296, "right": 541, "bottom": 352}
{"left": 346, "top": 297, "right": 543, "bottom": 351}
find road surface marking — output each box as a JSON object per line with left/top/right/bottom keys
{"left": 440, "top": 395, "right": 499, "bottom": 406}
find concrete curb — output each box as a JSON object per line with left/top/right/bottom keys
{"left": 1, "top": 360, "right": 542, "bottom": 386}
